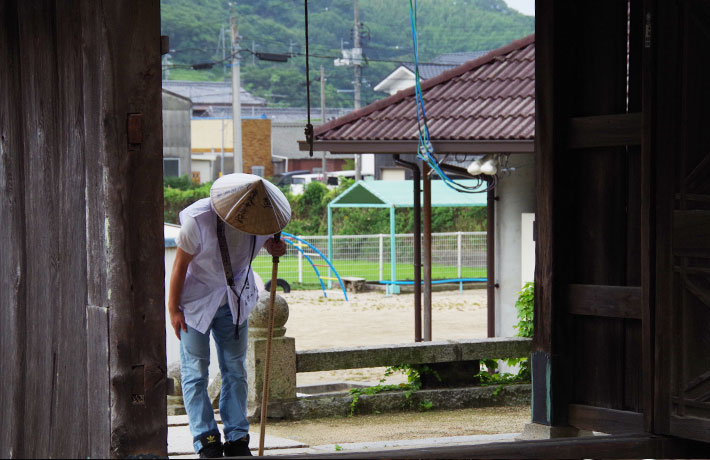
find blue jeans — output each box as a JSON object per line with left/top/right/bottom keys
{"left": 180, "top": 303, "right": 249, "bottom": 453}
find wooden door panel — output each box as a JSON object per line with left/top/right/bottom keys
{"left": 666, "top": 0, "right": 710, "bottom": 441}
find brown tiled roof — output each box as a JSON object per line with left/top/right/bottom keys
{"left": 315, "top": 34, "right": 534, "bottom": 142}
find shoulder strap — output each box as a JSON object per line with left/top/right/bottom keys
{"left": 216, "top": 216, "right": 257, "bottom": 339}
{"left": 216, "top": 216, "right": 236, "bottom": 287}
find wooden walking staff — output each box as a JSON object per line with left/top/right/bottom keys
{"left": 258, "top": 232, "right": 281, "bottom": 456}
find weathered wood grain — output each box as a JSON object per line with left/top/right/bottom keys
{"left": 97, "top": 0, "right": 167, "bottom": 456}
{"left": 568, "top": 113, "right": 643, "bottom": 149}
{"left": 17, "top": 1, "right": 63, "bottom": 455}
{"left": 652, "top": 0, "right": 678, "bottom": 435}
{"left": 568, "top": 404, "right": 644, "bottom": 434}
{"left": 0, "top": 1, "right": 166, "bottom": 457}
{"left": 0, "top": 1, "right": 27, "bottom": 456}
{"left": 566, "top": 284, "right": 642, "bottom": 319}
{"left": 87, "top": 305, "right": 110, "bottom": 459}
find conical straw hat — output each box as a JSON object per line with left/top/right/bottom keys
{"left": 210, "top": 173, "right": 291, "bottom": 235}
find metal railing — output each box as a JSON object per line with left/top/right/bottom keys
{"left": 252, "top": 231, "right": 487, "bottom": 288}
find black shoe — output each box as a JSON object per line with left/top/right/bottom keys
{"left": 223, "top": 434, "right": 252, "bottom": 457}
{"left": 198, "top": 432, "right": 223, "bottom": 458}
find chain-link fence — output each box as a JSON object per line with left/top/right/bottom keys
{"left": 252, "top": 232, "right": 487, "bottom": 288}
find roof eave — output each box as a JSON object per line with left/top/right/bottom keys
{"left": 298, "top": 139, "right": 534, "bottom": 154}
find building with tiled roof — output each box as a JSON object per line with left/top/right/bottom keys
{"left": 307, "top": 34, "right": 534, "bottom": 157}
{"left": 162, "top": 80, "right": 266, "bottom": 117}
{"left": 299, "top": 35, "right": 536, "bottom": 347}
{"left": 373, "top": 50, "right": 490, "bottom": 95}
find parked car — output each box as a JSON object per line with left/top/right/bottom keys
{"left": 272, "top": 170, "right": 310, "bottom": 187}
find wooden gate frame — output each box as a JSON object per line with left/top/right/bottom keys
{"left": 533, "top": 0, "right": 710, "bottom": 446}
{"left": 0, "top": 1, "right": 166, "bottom": 457}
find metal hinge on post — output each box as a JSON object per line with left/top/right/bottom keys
{"left": 644, "top": 13, "right": 652, "bottom": 48}
{"left": 127, "top": 113, "right": 143, "bottom": 148}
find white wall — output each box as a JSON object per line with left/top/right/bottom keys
{"left": 191, "top": 157, "right": 215, "bottom": 184}
{"left": 494, "top": 154, "right": 535, "bottom": 338}
{"left": 521, "top": 213, "right": 535, "bottom": 286}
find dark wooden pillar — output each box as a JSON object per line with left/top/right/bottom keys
{"left": 423, "top": 162, "right": 433, "bottom": 341}
{"left": 534, "top": 0, "right": 637, "bottom": 430}
{"left": 0, "top": 1, "right": 166, "bottom": 457}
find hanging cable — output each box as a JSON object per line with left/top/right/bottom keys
{"left": 304, "top": 0, "right": 314, "bottom": 157}
{"left": 408, "top": 0, "right": 494, "bottom": 193}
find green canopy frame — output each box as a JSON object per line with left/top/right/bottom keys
{"left": 327, "top": 179, "right": 487, "bottom": 294}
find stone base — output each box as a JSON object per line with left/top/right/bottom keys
{"left": 516, "top": 422, "right": 595, "bottom": 440}
{"left": 247, "top": 336, "right": 297, "bottom": 407}
{"left": 246, "top": 384, "right": 531, "bottom": 422}
{"left": 167, "top": 395, "right": 186, "bottom": 416}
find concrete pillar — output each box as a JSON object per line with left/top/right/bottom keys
{"left": 246, "top": 292, "right": 297, "bottom": 416}
{"left": 494, "top": 154, "right": 536, "bottom": 339}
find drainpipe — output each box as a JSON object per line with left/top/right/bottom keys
{"left": 487, "top": 178, "right": 496, "bottom": 338}
{"left": 272, "top": 154, "right": 289, "bottom": 173}
{"left": 394, "top": 154, "right": 421, "bottom": 342}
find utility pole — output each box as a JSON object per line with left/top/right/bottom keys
{"left": 320, "top": 65, "right": 327, "bottom": 183}
{"left": 230, "top": 2, "right": 243, "bottom": 173}
{"left": 353, "top": 0, "right": 361, "bottom": 111}
{"left": 353, "top": 0, "right": 362, "bottom": 181}
{"left": 217, "top": 25, "right": 227, "bottom": 78}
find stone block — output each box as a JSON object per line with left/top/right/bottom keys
{"left": 516, "top": 422, "right": 594, "bottom": 440}
{"left": 246, "top": 291, "right": 297, "bottom": 417}
{"left": 166, "top": 361, "right": 185, "bottom": 415}
{"left": 419, "top": 360, "right": 480, "bottom": 389}
{"left": 246, "top": 336, "right": 297, "bottom": 411}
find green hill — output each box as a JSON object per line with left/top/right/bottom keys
{"left": 161, "top": 0, "right": 533, "bottom": 108}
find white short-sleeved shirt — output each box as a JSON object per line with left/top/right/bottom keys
{"left": 177, "top": 198, "right": 270, "bottom": 333}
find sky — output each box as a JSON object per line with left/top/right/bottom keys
{"left": 503, "top": 0, "right": 535, "bottom": 16}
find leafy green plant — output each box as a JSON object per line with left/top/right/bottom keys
{"left": 514, "top": 282, "right": 534, "bottom": 338}
{"left": 347, "top": 364, "right": 439, "bottom": 416}
{"left": 474, "top": 283, "right": 534, "bottom": 390}
{"left": 418, "top": 400, "right": 434, "bottom": 412}
{"left": 334, "top": 444, "right": 343, "bottom": 451}
{"left": 163, "top": 179, "right": 212, "bottom": 224}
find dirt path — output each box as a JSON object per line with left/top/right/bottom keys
{"left": 256, "top": 406, "right": 530, "bottom": 447}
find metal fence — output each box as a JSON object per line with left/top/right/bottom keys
{"left": 252, "top": 232, "right": 487, "bottom": 288}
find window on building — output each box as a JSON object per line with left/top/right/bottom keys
{"left": 381, "top": 168, "right": 405, "bottom": 181}
{"left": 163, "top": 158, "right": 180, "bottom": 177}
{"left": 251, "top": 166, "right": 265, "bottom": 177}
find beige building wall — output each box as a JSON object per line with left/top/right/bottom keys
{"left": 192, "top": 118, "right": 272, "bottom": 177}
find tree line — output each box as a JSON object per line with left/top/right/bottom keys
{"left": 161, "top": 0, "right": 533, "bottom": 108}
{"left": 164, "top": 176, "right": 486, "bottom": 234}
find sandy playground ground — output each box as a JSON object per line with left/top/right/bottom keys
{"left": 255, "top": 287, "right": 533, "bottom": 448}
{"left": 279, "top": 286, "right": 488, "bottom": 387}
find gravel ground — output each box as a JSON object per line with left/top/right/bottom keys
{"left": 255, "top": 405, "right": 531, "bottom": 447}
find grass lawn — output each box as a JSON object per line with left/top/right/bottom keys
{"left": 252, "top": 254, "right": 486, "bottom": 289}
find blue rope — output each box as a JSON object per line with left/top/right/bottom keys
{"left": 408, "top": 0, "right": 488, "bottom": 195}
